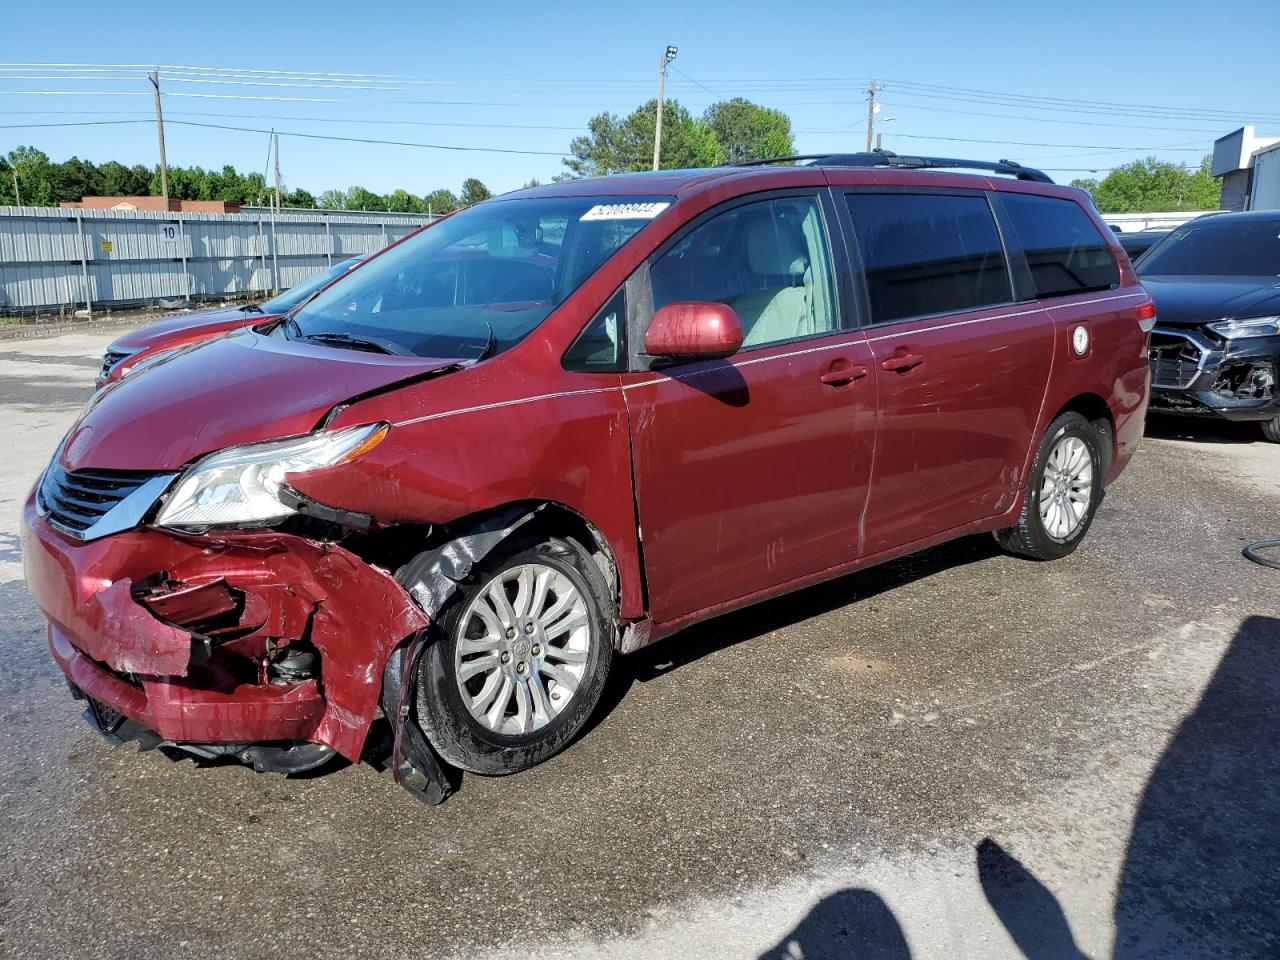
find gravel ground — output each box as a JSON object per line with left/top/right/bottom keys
{"left": 0, "top": 330, "right": 1276, "bottom": 960}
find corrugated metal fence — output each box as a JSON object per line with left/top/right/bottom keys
{"left": 0, "top": 206, "right": 437, "bottom": 314}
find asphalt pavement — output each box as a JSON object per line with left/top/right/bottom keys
{"left": 0, "top": 328, "right": 1277, "bottom": 959}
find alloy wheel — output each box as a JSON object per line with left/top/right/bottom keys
{"left": 453, "top": 562, "right": 592, "bottom": 736}
{"left": 1039, "top": 435, "right": 1094, "bottom": 541}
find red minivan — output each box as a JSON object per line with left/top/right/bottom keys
{"left": 22, "top": 154, "right": 1153, "bottom": 802}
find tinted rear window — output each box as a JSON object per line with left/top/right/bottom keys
{"left": 845, "top": 193, "right": 1012, "bottom": 324}
{"left": 1001, "top": 194, "right": 1119, "bottom": 298}
{"left": 1136, "top": 216, "right": 1280, "bottom": 277}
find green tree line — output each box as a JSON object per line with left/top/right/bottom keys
{"left": 562, "top": 97, "right": 794, "bottom": 177}
{"left": 3, "top": 100, "right": 1223, "bottom": 216}
{"left": 0, "top": 145, "right": 492, "bottom": 214}
{"left": 1070, "top": 156, "right": 1221, "bottom": 213}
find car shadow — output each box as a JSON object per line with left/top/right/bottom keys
{"left": 575, "top": 535, "right": 1000, "bottom": 758}
{"left": 973, "top": 614, "right": 1280, "bottom": 959}
{"left": 1144, "top": 413, "right": 1266, "bottom": 445}
{"left": 625, "top": 533, "right": 1002, "bottom": 684}
{"left": 1, "top": 351, "right": 104, "bottom": 372}
{"left": 759, "top": 888, "right": 912, "bottom": 960}
{"left": 0, "top": 531, "right": 22, "bottom": 565}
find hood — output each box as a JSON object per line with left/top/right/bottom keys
{"left": 63, "top": 330, "right": 464, "bottom": 471}
{"left": 110, "top": 304, "right": 270, "bottom": 352}
{"left": 1141, "top": 276, "right": 1280, "bottom": 327}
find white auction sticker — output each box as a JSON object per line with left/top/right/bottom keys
{"left": 580, "top": 202, "right": 670, "bottom": 221}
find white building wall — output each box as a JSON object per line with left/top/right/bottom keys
{"left": 1249, "top": 142, "right": 1280, "bottom": 211}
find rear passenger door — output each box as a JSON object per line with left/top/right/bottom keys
{"left": 839, "top": 190, "right": 1056, "bottom": 556}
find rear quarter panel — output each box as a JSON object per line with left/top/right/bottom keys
{"left": 993, "top": 183, "right": 1152, "bottom": 486}
{"left": 1042, "top": 289, "right": 1151, "bottom": 483}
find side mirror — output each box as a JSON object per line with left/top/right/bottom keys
{"left": 645, "top": 301, "right": 743, "bottom": 362}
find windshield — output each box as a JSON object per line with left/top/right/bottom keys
{"left": 1137, "top": 216, "right": 1280, "bottom": 277}
{"left": 277, "top": 196, "right": 673, "bottom": 358}
{"left": 261, "top": 257, "right": 365, "bottom": 313}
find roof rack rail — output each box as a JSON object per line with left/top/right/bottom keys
{"left": 726, "top": 150, "right": 1054, "bottom": 184}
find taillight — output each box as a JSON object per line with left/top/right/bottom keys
{"left": 1136, "top": 301, "right": 1157, "bottom": 333}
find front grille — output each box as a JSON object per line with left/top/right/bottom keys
{"left": 38, "top": 465, "right": 159, "bottom": 535}
{"left": 99, "top": 350, "right": 131, "bottom": 381}
{"left": 1148, "top": 331, "right": 1204, "bottom": 389}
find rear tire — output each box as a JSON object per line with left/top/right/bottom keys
{"left": 410, "top": 535, "right": 615, "bottom": 776}
{"left": 994, "top": 412, "right": 1103, "bottom": 561}
{"left": 1261, "top": 415, "right": 1280, "bottom": 443}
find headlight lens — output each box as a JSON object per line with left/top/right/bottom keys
{"left": 117, "top": 347, "right": 180, "bottom": 380}
{"left": 155, "top": 423, "right": 388, "bottom": 529}
{"left": 1207, "top": 315, "right": 1280, "bottom": 339}
{"left": 99, "top": 348, "right": 138, "bottom": 382}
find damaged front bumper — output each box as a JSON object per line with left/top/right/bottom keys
{"left": 21, "top": 497, "right": 427, "bottom": 765}
{"left": 1148, "top": 325, "right": 1280, "bottom": 422}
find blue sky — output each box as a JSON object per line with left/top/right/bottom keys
{"left": 2, "top": 0, "right": 1277, "bottom": 198}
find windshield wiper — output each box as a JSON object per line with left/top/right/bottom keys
{"left": 474, "top": 318, "right": 497, "bottom": 362}
{"left": 301, "top": 331, "right": 414, "bottom": 356}
{"left": 239, "top": 303, "right": 265, "bottom": 314}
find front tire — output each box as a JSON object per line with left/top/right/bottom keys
{"left": 994, "top": 411, "right": 1103, "bottom": 561}
{"left": 1261, "top": 415, "right": 1280, "bottom": 443}
{"left": 411, "top": 535, "right": 614, "bottom": 776}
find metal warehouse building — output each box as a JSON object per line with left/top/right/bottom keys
{"left": 0, "top": 206, "right": 435, "bottom": 315}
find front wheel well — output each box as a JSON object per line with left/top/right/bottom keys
{"left": 351, "top": 500, "right": 621, "bottom": 632}
{"left": 1052, "top": 393, "right": 1114, "bottom": 479}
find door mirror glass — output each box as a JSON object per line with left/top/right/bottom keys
{"left": 645, "top": 301, "right": 743, "bottom": 361}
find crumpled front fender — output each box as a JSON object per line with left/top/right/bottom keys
{"left": 22, "top": 500, "right": 428, "bottom": 760}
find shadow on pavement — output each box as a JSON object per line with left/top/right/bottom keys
{"left": 759, "top": 888, "right": 911, "bottom": 960}
{"left": 0, "top": 351, "right": 103, "bottom": 371}
{"left": 628, "top": 533, "right": 1001, "bottom": 683}
{"left": 1112, "top": 613, "right": 1280, "bottom": 958}
{"left": 759, "top": 615, "right": 1279, "bottom": 959}
{"left": 0, "top": 531, "right": 22, "bottom": 565}
{"left": 977, "top": 838, "right": 1089, "bottom": 960}
{"left": 1144, "top": 413, "right": 1267, "bottom": 445}
{"left": 975, "top": 614, "right": 1280, "bottom": 959}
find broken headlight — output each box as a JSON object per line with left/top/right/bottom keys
{"left": 156, "top": 423, "right": 388, "bottom": 529}
{"left": 1207, "top": 316, "right": 1279, "bottom": 339}
{"left": 115, "top": 347, "right": 181, "bottom": 380}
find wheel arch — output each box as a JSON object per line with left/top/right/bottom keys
{"left": 369, "top": 499, "right": 624, "bottom": 632}
{"left": 1051, "top": 392, "right": 1115, "bottom": 480}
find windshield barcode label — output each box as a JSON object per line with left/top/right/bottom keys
{"left": 580, "top": 202, "right": 671, "bottom": 221}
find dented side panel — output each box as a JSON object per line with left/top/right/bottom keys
{"left": 290, "top": 369, "right": 647, "bottom": 620}
{"left": 858, "top": 302, "right": 1057, "bottom": 556}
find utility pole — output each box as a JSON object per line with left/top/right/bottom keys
{"left": 865, "top": 81, "right": 884, "bottom": 153}
{"left": 11, "top": 169, "right": 19, "bottom": 206}
{"left": 149, "top": 69, "right": 169, "bottom": 204}
{"left": 652, "top": 45, "right": 678, "bottom": 171}
{"left": 273, "top": 133, "right": 282, "bottom": 213}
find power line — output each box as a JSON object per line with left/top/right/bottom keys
{"left": 1, "top": 62, "right": 1272, "bottom": 120}
{"left": 882, "top": 88, "right": 1280, "bottom": 124}
{"left": 0, "top": 118, "right": 152, "bottom": 128}
{"left": 0, "top": 113, "right": 1207, "bottom": 155}
{"left": 877, "top": 76, "right": 1280, "bottom": 123}
{"left": 667, "top": 66, "right": 722, "bottom": 99}
{"left": 165, "top": 119, "right": 567, "bottom": 156}
{"left": 884, "top": 132, "right": 1204, "bottom": 151}
{"left": 877, "top": 100, "right": 1225, "bottom": 134}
